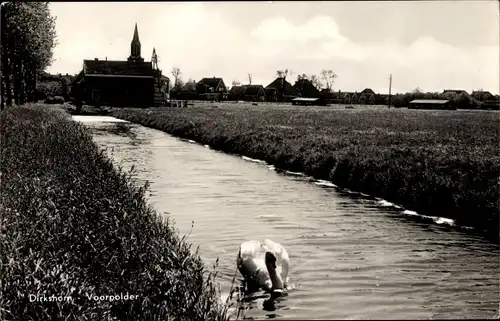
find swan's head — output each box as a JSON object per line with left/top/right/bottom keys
{"left": 265, "top": 251, "right": 277, "bottom": 269}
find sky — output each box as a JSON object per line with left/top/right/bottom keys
{"left": 48, "top": 1, "right": 499, "bottom": 94}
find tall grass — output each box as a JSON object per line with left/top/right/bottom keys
{"left": 112, "top": 105, "right": 500, "bottom": 243}
{"left": 0, "top": 104, "right": 235, "bottom": 320}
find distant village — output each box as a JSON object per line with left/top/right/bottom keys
{"left": 42, "top": 24, "right": 500, "bottom": 111}
{"left": 167, "top": 75, "right": 500, "bottom": 110}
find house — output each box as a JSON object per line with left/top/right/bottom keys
{"left": 471, "top": 90, "right": 494, "bottom": 102}
{"left": 197, "top": 77, "right": 227, "bottom": 101}
{"left": 293, "top": 79, "right": 320, "bottom": 98}
{"left": 472, "top": 91, "right": 500, "bottom": 109}
{"left": 242, "top": 85, "right": 266, "bottom": 101}
{"left": 264, "top": 87, "right": 278, "bottom": 102}
{"left": 229, "top": 85, "right": 245, "bottom": 101}
{"left": 376, "top": 94, "right": 390, "bottom": 105}
{"left": 71, "top": 24, "right": 164, "bottom": 107}
{"left": 265, "top": 77, "right": 297, "bottom": 102}
{"left": 409, "top": 99, "right": 455, "bottom": 110}
{"left": 319, "top": 89, "right": 337, "bottom": 104}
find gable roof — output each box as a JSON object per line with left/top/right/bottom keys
{"left": 471, "top": 90, "right": 493, "bottom": 97}
{"left": 265, "top": 77, "right": 296, "bottom": 95}
{"left": 410, "top": 99, "right": 450, "bottom": 104}
{"left": 230, "top": 85, "right": 244, "bottom": 95}
{"left": 360, "top": 88, "right": 375, "bottom": 95}
{"left": 293, "top": 79, "right": 320, "bottom": 97}
{"left": 198, "top": 77, "right": 224, "bottom": 89}
{"left": 83, "top": 59, "right": 153, "bottom": 76}
{"left": 243, "top": 85, "right": 265, "bottom": 96}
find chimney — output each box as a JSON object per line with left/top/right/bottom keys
{"left": 94, "top": 58, "right": 98, "bottom": 61}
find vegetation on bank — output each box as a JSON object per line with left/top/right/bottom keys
{"left": 0, "top": 105, "right": 232, "bottom": 320}
{"left": 36, "top": 72, "right": 76, "bottom": 103}
{"left": 112, "top": 106, "right": 500, "bottom": 242}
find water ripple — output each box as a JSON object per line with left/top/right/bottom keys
{"left": 83, "top": 119, "right": 500, "bottom": 320}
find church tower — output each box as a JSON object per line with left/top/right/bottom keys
{"left": 128, "top": 23, "right": 144, "bottom": 63}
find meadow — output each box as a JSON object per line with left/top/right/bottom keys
{"left": 112, "top": 103, "right": 500, "bottom": 242}
{"left": 0, "top": 104, "right": 232, "bottom": 320}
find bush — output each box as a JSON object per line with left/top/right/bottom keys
{"left": 0, "top": 105, "right": 230, "bottom": 320}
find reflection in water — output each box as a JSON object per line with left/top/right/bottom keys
{"left": 80, "top": 118, "right": 500, "bottom": 320}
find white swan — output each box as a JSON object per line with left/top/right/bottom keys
{"left": 236, "top": 239, "right": 290, "bottom": 294}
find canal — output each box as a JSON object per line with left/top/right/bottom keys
{"left": 74, "top": 116, "right": 499, "bottom": 320}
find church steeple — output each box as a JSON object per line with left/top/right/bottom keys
{"left": 128, "top": 23, "right": 144, "bottom": 62}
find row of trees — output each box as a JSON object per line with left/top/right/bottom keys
{"left": 1, "top": 2, "right": 57, "bottom": 109}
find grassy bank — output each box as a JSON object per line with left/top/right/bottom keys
{"left": 0, "top": 104, "right": 230, "bottom": 320}
{"left": 112, "top": 105, "right": 499, "bottom": 242}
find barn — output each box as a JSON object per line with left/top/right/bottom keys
{"left": 409, "top": 99, "right": 455, "bottom": 110}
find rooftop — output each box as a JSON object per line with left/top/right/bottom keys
{"left": 292, "top": 97, "right": 319, "bottom": 102}
{"left": 410, "top": 99, "right": 450, "bottom": 104}
{"left": 83, "top": 59, "right": 153, "bottom": 76}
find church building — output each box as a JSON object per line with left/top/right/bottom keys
{"left": 71, "top": 24, "right": 169, "bottom": 107}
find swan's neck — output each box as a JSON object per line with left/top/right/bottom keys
{"left": 266, "top": 263, "right": 284, "bottom": 290}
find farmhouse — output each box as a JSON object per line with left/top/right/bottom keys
{"left": 196, "top": 77, "right": 227, "bottom": 101}
{"left": 71, "top": 24, "right": 169, "bottom": 107}
{"left": 264, "top": 87, "right": 278, "bottom": 102}
{"left": 471, "top": 91, "right": 500, "bottom": 109}
{"left": 228, "top": 85, "right": 244, "bottom": 101}
{"left": 471, "top": 90, "right": 495, "bottom": 102}
{"left": 293, "top": 79, "right": 320, "bottom": 98}
{"left": 242, "top": 85, "right": 266, "bottom": 101}
{"left": 409, "top": 99, "right": 455, "bottom": 110}
{"left": 265, "top": 77, "right": 297, "bottom": 102}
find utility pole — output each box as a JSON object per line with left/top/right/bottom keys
{"left": 388, "top": 73, "right": 392, "bottom": 108}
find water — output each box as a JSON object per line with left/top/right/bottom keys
{"left": 75, "top": 116, "right": 499, "bottom": 320}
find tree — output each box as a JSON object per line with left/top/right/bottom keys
{"left": 297, "top": 74, "right": 308, "bottom": 81}
{"left": 247, "top": 74, "right": 252, "bottom": 85}
{"left": 310, "top": 75, "right": 322, "bottom": 89}
{"left": 232, "top": 80, "right": 240, "bottom": 87}
{"left": 171, "top": 67, "right": 181, "bottom": 87}
{"left": 320, "top": 69, "right": 337, "bottom": 92}
{"left": 183, "top": 78, "right": 196, "bottom": 92}
{"left": 1, "top": 2, "right": 57, "bottom": 108}
{"left": 276, "top": 69, "right": 293, "bottom": 79}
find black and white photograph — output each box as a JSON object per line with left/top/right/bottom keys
{"left": 0, "top": 1, "right": 499, "bottom": 320}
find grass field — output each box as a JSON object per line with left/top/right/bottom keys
{"left": 0, "top": 104, "right": 232, "bottom": 320}
{"left": 112, "top": 102, "right": 500, "bottom": 242}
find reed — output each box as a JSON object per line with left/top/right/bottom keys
{"left": 0, "top": 104, "right": 238, "bottom": 320}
